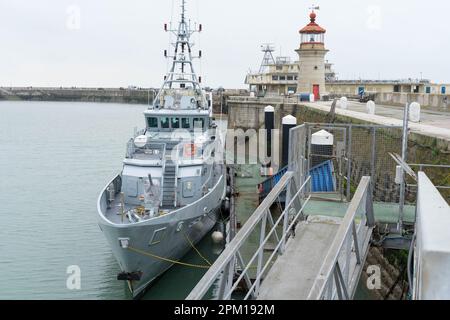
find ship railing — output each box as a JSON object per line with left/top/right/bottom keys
{"left": 186, "top": 172, "right": 311, "bottom": 300}
{"left": 174, "top": 145, "right": 180, "bottom": 208}
{"left": 307, "top": 176, "right": 375, "bottom": 300}
{"left": 160, "top": 144, "right": 168, "bottom": 206}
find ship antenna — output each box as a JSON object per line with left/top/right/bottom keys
{"left": 152, "top": 0, "right": 207, "bottom": 110}
{"left": 181, "top": 0, "right": 186, "bottom": 23}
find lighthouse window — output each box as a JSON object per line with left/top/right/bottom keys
{"left": 147, "top": 117, "right": 158, "bottom": 128}
{"left": 160, "top": 117, "right": 170, "bottom": 129}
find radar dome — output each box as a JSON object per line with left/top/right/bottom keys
{"left": 134, "top": 135, "right": 148, "bottom": 148}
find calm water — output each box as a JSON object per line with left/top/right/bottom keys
{"left": 0, "top": 101, "right": 224, "bottom": 300}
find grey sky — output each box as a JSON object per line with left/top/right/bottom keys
{"left": 1, "top": 0, "right": 449, "bottom": 88}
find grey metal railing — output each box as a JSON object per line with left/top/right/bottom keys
{"left": 307, "top": 176, "right": 375, "bottom": 300}
{"left": 186, "top": 171, "right": 311, "bottom": 300}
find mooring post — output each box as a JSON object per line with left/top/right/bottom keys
{"left": 399, "top": 103, "right": 410, "bottom": 231}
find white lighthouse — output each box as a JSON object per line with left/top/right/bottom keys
{"left": 296, "top": 8, "right": 329, "bottom": 100}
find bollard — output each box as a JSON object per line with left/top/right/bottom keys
{"left": 264, "top": 105, "right": 275, "bottom": 169}
{"left": 409, "top": 102, "right": 421, "bottom": 122}
{"left": 366, "top": 100, "right": 376, "bottom": 115}
{"left": 281, "top": 115, "right": 297, "bottom": 168}
{"left": 339, "top": 97, "right": 348, "bottom": 110}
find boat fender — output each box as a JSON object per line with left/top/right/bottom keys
{"left": 212, "top": 231, "right": 224, "bottom": 244}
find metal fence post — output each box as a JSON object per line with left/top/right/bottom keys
{"left": 399, "top": 103, "right": 410, "bottom": 230}
{"left": 346, "top": 125, "right": 353, "bottom": 202}
{"left": 370, "top": 127, "right": 377, "bottom": 196}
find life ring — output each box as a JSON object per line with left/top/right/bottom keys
{"left": 183, "top": 143, "right": 197, "bottom": 158}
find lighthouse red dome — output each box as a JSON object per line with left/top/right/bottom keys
{"left": 299, "top": 11, "right": 326, "bottom": 34}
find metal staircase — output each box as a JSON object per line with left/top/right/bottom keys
{"left": 162, "top": 162, "right": 177, "bottom": 208}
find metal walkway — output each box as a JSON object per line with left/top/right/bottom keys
{"left": 187, "top": 173, "right": 374, "bottom": 300}
{"left": 257, "top": 216, "right": 342, "bottom": 299}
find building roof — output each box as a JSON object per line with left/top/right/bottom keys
{"left": 299, "top": 11, "right": 326, "bottom": 34}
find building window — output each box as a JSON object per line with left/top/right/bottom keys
{"left": 442, "top": 86, "right": 447, "bottom": 94}
{"left": 147, "top": 117, "right": 158, "bottom": 128}
{"left": 393, "top": 85, "right": 400, "bottom": 93}
{"left": 426, "top": 87, "right": 431, "bottom": 94}
{"left": 294, "top": 76, "right": 298, "bottom": 80}
{"left": 287, "top": 76, "right": 293, "bottom": 81}
{"left": 272, "top": 75, "right": 279, "bottom": 81}
{"left": 280, "top": 76, "right": 286, "bottom": 81}
{"left": 276, "top": 66, "right": 282, "bottom": 71}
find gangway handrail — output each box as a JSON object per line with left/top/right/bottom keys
{"left": 187, "top": 171, "right": 311, "bottom": 300}
{"left": 307, "top": 176, "right": 375, "bottom": 300}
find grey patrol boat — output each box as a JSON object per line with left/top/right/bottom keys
{"left": 97, "top": 0, "right": 226, "bottom": 298}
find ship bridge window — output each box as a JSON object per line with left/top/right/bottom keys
{"left": 171, "top": 117, "right": 180, "bottom": 129}
{"left": 147, "top": 117, "right": 158, "bottom": 128}
{"left": 193, "top": 118, "right": 205, "bottom": 129}
{"left": 182, "top": 118, "right": 191, "bottom": 129}
{"left": 161, "top": 117, "right": 170, "bottom": 129}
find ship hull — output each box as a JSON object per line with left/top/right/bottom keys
{"left": 98, "top": 173, "right": 226, "bottom": 298}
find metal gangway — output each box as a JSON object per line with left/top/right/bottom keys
{"left": 187, "top": 169, "right": 375, "bottom": 300}
{"left": 187, "top": 121, "right": 450, "bottom": 300}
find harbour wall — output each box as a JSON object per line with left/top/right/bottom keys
{"left": 0, "top": 87, "right": 156, "bottom": 105}
{"left": 228, "top": 96, "right": 450, "bottom": 203}
{"left": 0, "top": 87, "right": 247, "bottom": 114}
{"left": 375, "top": 92, "right": 449, "bottom": 110}
{"left": 227, "top": 96, "right": 450, "bottom": 153}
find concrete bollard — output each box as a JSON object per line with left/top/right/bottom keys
{"left": 409, "top": 102, "right": 421, "bottom": 122}
{"left": 309, "top": 94, "right": 315, "bottom": 103}
{"left": 366, "top": 100, "right": 376, "bottom": 115}
{"left": 339, "top": 97, "right": 348, "bottom": 109}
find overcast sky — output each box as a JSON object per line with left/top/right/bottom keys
{"left": 1, "top": 0, "right": 449, "bottom": 88}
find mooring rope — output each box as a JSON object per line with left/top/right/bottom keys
{"left": 127, "top": 246, "right": 210, "bottom": 269}
{"left": 182, "top": 231, "right": 212, "bottom": 266}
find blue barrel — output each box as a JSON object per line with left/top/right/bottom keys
{"left": 299, "top": 93, "right": 311, "bottom": 102}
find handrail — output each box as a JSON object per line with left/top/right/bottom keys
{"left": 307, "top": 176, "right": 375, "bottom": 300}
{"left": 187, "top": 172, "right": 294, "bottom": 300}
{"left": 160, "top": 144, "right": 167, "bottom": 205}
{"left": 173, "top": 145, "right": 180, "bottom": 207}
{"left": 187, "top": 171, "right": 312, "bottom": 300}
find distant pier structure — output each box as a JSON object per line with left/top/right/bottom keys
{"left": 296, "top": 6, "right": 328, "bottom": 101}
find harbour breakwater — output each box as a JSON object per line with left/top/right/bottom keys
{"left": 0, "top": 87, "right": 247, "bottom": 114}
{"left": 0, "top": 87, "right": 156, "bottom": 105}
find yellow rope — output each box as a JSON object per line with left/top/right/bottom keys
{"left": 127, "top": 246, "right": 210, "bottom": 269}
{"left": 183, "top": 231, "right": 212, "bottom": 266}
